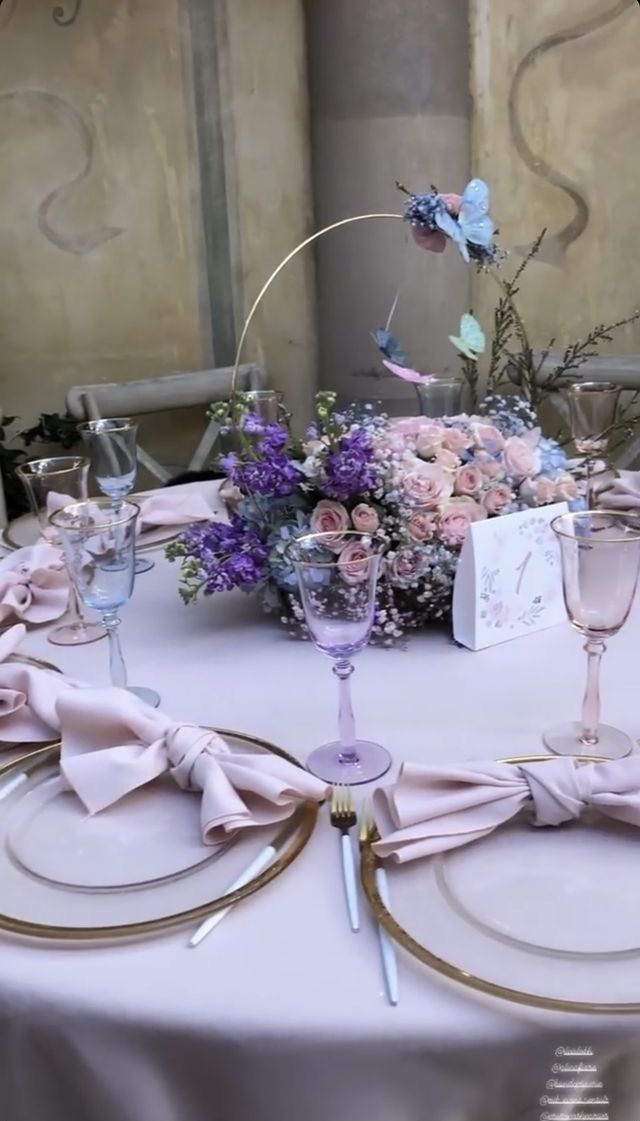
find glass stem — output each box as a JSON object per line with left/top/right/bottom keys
{"left": 585, "top": 456, "right": 594, "bottom": 508}
{"left": 103, "top": 613, "right": 128, "bottom": 689}
{"left": 333, "top": 659, "right": 358, "bottom": 765}
{"left": 580, "top": 638, "right": 605, "bottom": 746}
{"left": 66, "top": 578, "right": 85, "bottom": 626}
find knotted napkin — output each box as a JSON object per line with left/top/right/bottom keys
{"left": 596, "top": 469, "right": 640, "bottom": 511}
{"left": 0, "top": 624, "right": 77, "bottom": 742}
{"left": 58, "top": 688, "right": 327, "bottom": 845}
{"left": 373, "top": 757, "right": 640, "bottom": 863}
{"left": 46, "top": 488, "right": 214, "bottom": 540}
{"left": 0, "top": 544, "right": 69, "bottom": 625}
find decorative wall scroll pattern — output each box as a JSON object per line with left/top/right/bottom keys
{"left": 52, "top": 0, "right": 83, "bottom": 26}
{"left": 509, "top": 0, "right": 630, "bottom": 266}
{"left": 0, "top": 90, "right": 123, "bottom": 255}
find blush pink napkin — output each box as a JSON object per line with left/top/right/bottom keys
{"left": 46, "top": 489, "right": 213, "bottom": 536}
{"left": 373, "top": 757, "right": 640, "bottom": 863}
{"left": 136, "top": 491, "right": 213, "bottom": 535}
{"left": 0, "top": 544, "right": 69, "bottom": 625}
{"left": 0, "top": 625, "right": 77, "bottom": 743}
{"left": 597, "top": 470, "right": 640, "bottom": 511}
{"left": 58, "top": 688, "right": 327, "bottom": 845}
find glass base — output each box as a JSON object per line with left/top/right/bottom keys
{"left": 306, "top": 740, "right": 391, "bottom": 785}
{"left": 543, "top": 721, "right": 633, "bottom": 760}
{"left": 127, "top": 686, "right": 161, "bottom": 709}
{"left": 47, "top": 622, "right": 106, "bottom": 647}
{"left": 135, "top": 556, "right": 155, "bottom": 574}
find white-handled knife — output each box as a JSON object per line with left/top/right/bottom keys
{"left": 189, "top": 817, "right": 298, "bottom": 947}
{"left": 360, "top": 799, "right": 399, "bottom": 1006}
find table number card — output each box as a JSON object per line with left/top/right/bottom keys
{"left": 452, "top": 502, "right": 568, "bottom": 650}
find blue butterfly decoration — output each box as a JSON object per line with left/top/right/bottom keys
{"left": 434, "top": 179, "right": 496, "bottom": 264}
{"left": 402, "top": 178, "right": 499, "bottom": 265}
{"left": 372, "top": 328, "right": 407, "bottom": 366}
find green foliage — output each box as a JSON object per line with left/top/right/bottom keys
{"left": 0, "top": 411, "right": 82, "bottom": 521}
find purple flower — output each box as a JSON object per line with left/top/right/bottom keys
{"left": 181, "top": 518, "right": 269, "bottom": 594}
{"left": 227, "top": 454, "right": 302, "bottom": 497}
{"left": 322, "top": 428, "right": 378, "bottom": 501}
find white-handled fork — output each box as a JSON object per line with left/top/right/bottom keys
{"left": 330, "top": 784, "right": 359, "bottom": 933}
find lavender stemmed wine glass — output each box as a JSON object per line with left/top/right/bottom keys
{"left": 78, "top": 419, "right": 154, "bottom": 575}
{"left": 288, "top": 531, "right": 391, "bottom": 785}
{"left": 16, "top": 457, "right": 106, "bottom": 647}
{"left": 543, "top": 510, "right": 640, "bottom": 759}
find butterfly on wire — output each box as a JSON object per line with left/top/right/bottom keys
{"left": 371, "top": 328, "right": 436, "bottom": 386}
{"left": 449, "top": 313, "right": 486, "bottom": 361}
{"left": 435, "top": 180, "right": 497, "bottom": 264}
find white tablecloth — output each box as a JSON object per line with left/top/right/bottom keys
{"left": 3, "top": 531, "right": 640, "bottom": 1121}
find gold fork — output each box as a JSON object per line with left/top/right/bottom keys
{"left": 330, "top": 784, "right": 359, "bottom": 933}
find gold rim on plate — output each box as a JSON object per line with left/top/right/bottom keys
{"left": 0, "top": 729, "right": 318, "bottom": 940}
{"left": 360, "top": 753, "right": 640, "bottom": 1014}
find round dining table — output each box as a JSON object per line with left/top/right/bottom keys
{"left": 3, "top": 502, "right": 640, "bottom": 1121}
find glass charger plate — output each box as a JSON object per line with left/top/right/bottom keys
{"left": 0, "top": 729, "right": 317, "bottom": 941}
{"left": 2, "top": 482, "right": 221, "bottom": 554}
{"left": 361, "top": 754, "right": 640, "bottom": 1013}
{"left": 0, "top": 654, "right": 62, "bottom": 750}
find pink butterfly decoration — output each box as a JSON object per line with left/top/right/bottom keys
{"left": 383, "top": 360, "right": 438, "bottom": 386}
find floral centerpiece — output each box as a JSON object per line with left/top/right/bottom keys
{"left": 165, "top": 174, "right": 626, "bottom": 643}
{"left": 167, "top": 391, "right": 578, "bottom": 644}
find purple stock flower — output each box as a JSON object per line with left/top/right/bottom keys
{"left": 181, "top": 518, "right": 269, "bottom": 593}
{"left": 322, "top": 428, "right": 378, "bottom": 501}
{"left": 227, "top": 455, "right": 302, "bottom": 497}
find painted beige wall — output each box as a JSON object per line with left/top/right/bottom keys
{"left": 470, "top": 0, "right": 640, "bottom": 363}
{"left": 0, "top": 0, "right": 207, "bottom": 425}
{"left": 217, "top": 0, "right": 317, "bottom": 430}
{"left": 0, "top": 0, "right": 317, "bottom": 463}
{"left": 306, "top": 0, "right": 471, "bottom": 411}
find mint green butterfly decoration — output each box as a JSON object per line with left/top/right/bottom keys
{"left": 449, "top": 313, "right": 486, "bottom": 361}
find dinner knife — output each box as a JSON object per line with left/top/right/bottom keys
{"left": 188, "top": 816, "right": 298, "bottom": 947}
{"left": 360, "top": 800, "right": 399, "bottom": 1006}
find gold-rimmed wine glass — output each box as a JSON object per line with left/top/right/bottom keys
{"left": 543, "top": 510, "right": 640, "bottom": 759}
{"left": 566, "top": 381, "right": 620, "bottom": 506}
{"left": 16, "top": 457, "right": 106, "bottom": 647}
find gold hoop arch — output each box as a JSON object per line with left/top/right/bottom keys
{"left": 230, "top": 212, "right": 404, "bottom": 400}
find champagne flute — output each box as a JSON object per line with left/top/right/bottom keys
{"left": 78, "top": 419, "right": 154, "bottom": 574}
{"left": 543, "top": 510, "right": 640, "bottom": 759}
{"left": 288, "top": 531, "right": 391, "bottom": 785}
{"left": 16, "top": 457, "right": 106, "bottom": 647}
{"left": 50, "top": 499, "right": 160, "bottom": 707}
{"left": 566, "top": 382, "right": 620, "bottom": 507}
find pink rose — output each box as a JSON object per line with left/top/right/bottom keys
{"left": 482, "top": 483, "right": 513, "bottom": 515}
{"left": 434, "top": 448, "right": 460, "bottom": 472}
{"left": 441, "top": 192, "right": 463, "bottom": 216}
{"left": 351, "top": 503, "right": 380, "bottom": 533}
{"left": 401, "top": 464, "right": 454, "bottom": 510}
{"left": 475, "top": 451, "right": 506, "bottom": 481}
{"left": 310, "top": 499, "right": 350, "bottom": 551}
{"left": 411, "top": 226, "right": 447, "bottom": 254}
{"left": 454, "top": 465, "right": 483, "bottom": 496}
{"left": 472, "top": 423, "right": 505, "bottom": 453}
{"left": 338, "top": 541, "right": 373, "bottom": 585}
{"left": 386, "top": 417, "right": 427, "bottom": 438}
{"left": 519, "top": 477, "right": 555, "bottom": 506}
{"left": 388, "top": 548, "right": 424, "bottom": 588}
{"left": 503, "top": 436, "right": 541, "bottom": 479}
{"left": 442, "top": 427, "right": 472, "bottom": 454}
{"left": 416, "top": 423, "right": 446, "bottom": 459}
{"left": 407, "top": 511, "right": 437, "bottom": 542}
{"left": 555, "top": 474, "right": 578, "bottom": 501}
{"left": 439, "top": 498, "right": 487, "bottom": 546}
